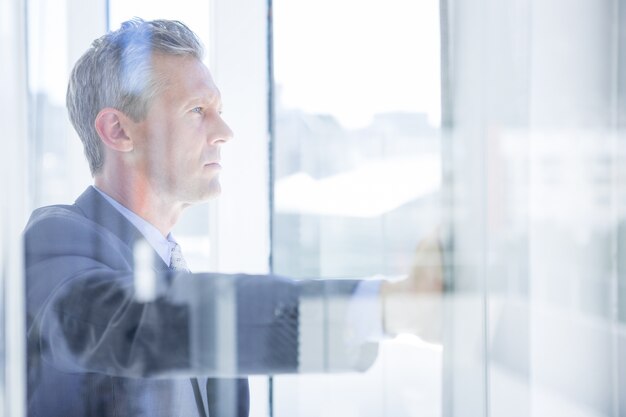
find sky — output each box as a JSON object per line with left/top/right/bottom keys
{"left": 273, "top": 0, "right": 441, "bottom": 128}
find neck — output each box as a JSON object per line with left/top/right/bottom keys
{"left": 94, "top": 172, "right": 185, "bottom": 237}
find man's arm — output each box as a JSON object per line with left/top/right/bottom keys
{"left": 25, "top": 208, "right": 378, "bottom": 378}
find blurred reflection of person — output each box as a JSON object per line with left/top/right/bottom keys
{"left": 24, "top": 18, "right": 443, "bottom": 417}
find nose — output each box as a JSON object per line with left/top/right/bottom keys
{"left": 210, "top": 116, "right": 233, "bottom": 145}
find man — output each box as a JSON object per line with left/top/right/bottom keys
{"left": 24, "top": 18, "right": 442, "bottom": 417}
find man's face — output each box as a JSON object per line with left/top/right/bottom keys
{"left": 128, "top": 54, "right": 232, "bottom": 204}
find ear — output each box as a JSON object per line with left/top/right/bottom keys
{"left": 94, "top": 108, "right": 135, "bottom": 152}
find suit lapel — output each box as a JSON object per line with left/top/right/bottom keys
{"left": 74, "top": 186, "right": 170, "bottom": 272}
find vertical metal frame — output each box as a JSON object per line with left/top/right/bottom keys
{"left": 208, "top": 0, "right": 270, "bottom": 274}
{"left": 67, "top": 0, "right": 107, "bottom": 64}
{"left": 609, "top": 2, "right": 621, "bottom": 416}
{"left": 0, "top": 0, "right": 28, "bottom": 416}
{"left": 65, "top": 0, "right": 108, "bottom": 196}
{"left": 209, "top": 0, "right": 271, "bottom": 415}
{"left": 442, "top": 0, "right": 534, "bottom": 415}
{"left": 442, "top": 0, "right": 490, "bottom": 413}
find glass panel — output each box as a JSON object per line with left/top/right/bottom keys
{"left": 18, "top": 1, "right": 626, "bottom": 417}
{"left": 271, "top": 0, "right": 444, "bottom": 415}
{"left": 444, "top": 0, "right": 624, "bottom": 416}
{"left": 273, "top": 1, "right": 626, "bottom": 416}
{"left": 24, "top": 4, "right": 270, "bottom": 417}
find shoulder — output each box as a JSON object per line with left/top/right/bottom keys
{"left": 24, "top": 202, "right": 132, "bottom": 269}
{"left": 24, "top": 203, "right": 94, "bottom": 242}
{"left": 26, "top": 203, "right": 85, "bottom": 225}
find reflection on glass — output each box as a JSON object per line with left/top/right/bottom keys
{"left": 272, "top": 0, "right": 443, "bottom": 415}
{"left": 444, "top": 1, "right": 625, "bottom": 416}
{"left": 18, "top": 1, "right": 626, "bottom": 417}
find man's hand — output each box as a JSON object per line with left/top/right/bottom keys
{"left": 381, "top": 229, "right": 444, "bottom": 343}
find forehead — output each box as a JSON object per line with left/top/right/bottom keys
{"left": 151, "top": 54, "right": 219, "bottom": 103}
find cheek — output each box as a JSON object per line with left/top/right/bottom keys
{"left": 145, "top": 117, "right": 178, "bottom": 152}
{"left": 143, "top": 117, "right": 203, "bottom": 167}
{"left": 145, "top": 135, "right": 173, "bottom": 169}
{"left": 168, "top": 129, "right": 204, "bottom": 169}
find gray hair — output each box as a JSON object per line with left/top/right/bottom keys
{"left": 67, "top": 18, "right": 205, "bottom": 175}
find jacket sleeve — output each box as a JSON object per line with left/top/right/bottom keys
{"left": 25, "top": 209, "right": 378, "bottom": 378}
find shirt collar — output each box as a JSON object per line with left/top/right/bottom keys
{"left": 92, "top": 186, "right": 177, "bottom": 266}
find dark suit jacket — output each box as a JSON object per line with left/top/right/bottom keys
{"left": 24, "top": 187, "right": 370, "bottom": 417}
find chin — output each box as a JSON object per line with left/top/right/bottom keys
{"left": 177, "top": 178, "right": 222, "bottom": 204}
{"left": 196, "top": 182, "right": 222, "bottom": 202}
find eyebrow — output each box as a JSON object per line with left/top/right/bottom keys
{"left": 184, "top": 92, "right": 222, "bottom": 108}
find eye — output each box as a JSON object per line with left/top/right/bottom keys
{"left": 191, "top": 106, "right": 203, "bottom": 114}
